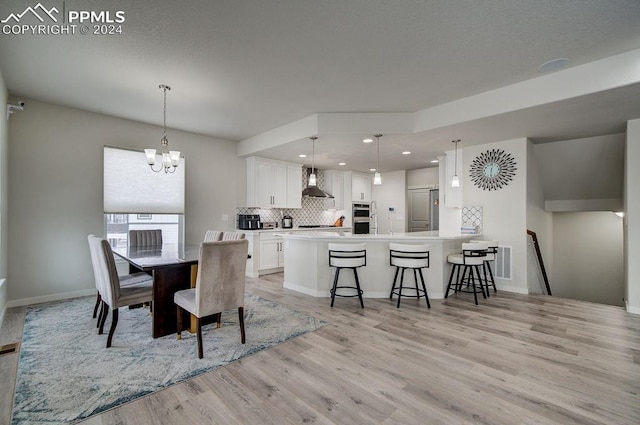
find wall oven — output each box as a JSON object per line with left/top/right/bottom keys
{"left": 352, "top": 203, "right": 370, "bottom": 234}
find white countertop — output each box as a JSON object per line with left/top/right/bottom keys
{"left": 280, "top": 230, "right": 477, "bottom": 241}
{"left": 238, "top": 226, "right": 352, "bottom": 233}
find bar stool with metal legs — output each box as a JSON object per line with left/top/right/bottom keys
{"left": 328, "top": 243, "right": 366, "bottom": 308}
{"left": 471, "top": 239, "right": 498, "bottom": 296}
{"left": 445, "top": 242, "right": 489, "bottom": 305}
{"left": 389, "top": 243, "right": 431, "bottom": 308}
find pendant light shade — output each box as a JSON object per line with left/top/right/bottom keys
{"left": 308, "top": 136, "right": 317, "bottom": 187}
{"left": 146, "top": 85, "right": 180, "bottom": 173}
{"left": 373, "top": 134, "right": 382, "bottom": 185}
{"left": 451, "top": 139, "right": 461, "bottom": 187}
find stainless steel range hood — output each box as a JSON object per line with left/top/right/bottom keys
{"left": 302, "top": 168, "right": 334, "bottom": 198}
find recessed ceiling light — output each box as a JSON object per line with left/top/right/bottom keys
{"left": 370, "top": 168, "right": 376, "bottom": 172}
{"left": 298, "top": 154, "right": 307, "bottom": 158}
{"left": 430, "top": 159, "right": 439, "bottom": 163}
{"left": 402, "top": 151, "right": 411, "bottom": 155}
{"left": 363, "top": 138, "right": 373, "bottom": 143}
{"left": 338, "top": 162, "right": 346, "bottom": 166}
{"left": 537, "top": 58, "right": 570, "bottom": 73}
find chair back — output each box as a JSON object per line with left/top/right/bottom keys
{"left": 203, "top": 230, "right": 223, "bottom": 242}
{"left": 328, "top": 243, "right": 367, "bottom": 268}
{"left": 195, "top": 239, "right": 249, "bottom": 317}
{"left": 222, "top": 232, "right": 246, "bottom": 240}
{"left": 88, "top": 236, "right": 121, "bottom": 307}
{"left": 129, "top": 229, "right": 162, "bottom": 247}
{"left": 461, "top": 242, "right": 489, "bottom": 265}
{"left": 87, "top": 234, "right": 104, "bottom": 295}
{"left": 470, "top": 239, "right": 498, "bottom": 259}
{"left": 389, "top": 243, "right": 430, "bottom": 269}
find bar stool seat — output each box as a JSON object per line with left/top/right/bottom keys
{"left": 328, "top": 243, "right": 366, "bottom": 308}
{"left": 389, "top": 243, "right": 431, "bottom": 308}
{"left": 471, "top": 239, "right": 499, "bottom": 296}
{"left": 445, "top": 242, "right": 489, "bottom": 305}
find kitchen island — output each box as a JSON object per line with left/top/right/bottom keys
{"left": 282, "top": 231, "right": 476, "bottom": 299}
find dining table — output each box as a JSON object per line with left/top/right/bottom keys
{"left": 112, "top": 243, "right": 200, "bottom": 338}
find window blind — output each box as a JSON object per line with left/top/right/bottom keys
{"left": 103, "top": 146, "right": 185, "bottom": 214}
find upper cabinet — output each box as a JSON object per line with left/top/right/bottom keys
{"left": 323, "top": 170, "right": 344, "bottom": 210}
{"left": 246, "top": 157, "right": 302, "bottom": 208}
{"left": 351, "top": 172, "right": 372, "bottom": 202}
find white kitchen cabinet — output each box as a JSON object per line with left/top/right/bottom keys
{"left": 259, "top": 233, "right": 284, "bottom": 270}
{"left": 323, "top": 170, "right": 344, "bottom": 210}
{"left": 351, "top": 172, "right": 372, "bottom": 202}
{"left": 247, "top": 157, "right": 302, "bottom": 208}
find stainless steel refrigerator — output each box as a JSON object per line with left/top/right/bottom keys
{"left": 408, "top": 188, "right": 439, "bottom": 232}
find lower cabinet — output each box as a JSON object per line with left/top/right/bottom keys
{"left": 259, "top": 234, "right": 284, "bottom": 270}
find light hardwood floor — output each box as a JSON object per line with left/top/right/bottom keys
{"left": 2, "top": 273, "right": 640, "bottom": 424}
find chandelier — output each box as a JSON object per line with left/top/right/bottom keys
{"left": 145, "top": 84, "right": 180, "bottom": 173}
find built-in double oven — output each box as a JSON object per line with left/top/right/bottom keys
{"left": 352, "top": 203, "right": 371, "bottom": 234}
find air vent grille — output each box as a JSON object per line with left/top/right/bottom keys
{"left": 494, "top": 246, "right": 512, "bottom": 280}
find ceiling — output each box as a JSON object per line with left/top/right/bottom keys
{"left": 1, "top": 0, "right": 640, "bottom": 173}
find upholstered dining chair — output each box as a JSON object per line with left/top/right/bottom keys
{"left": 129, "top": 229, "right": 163, "bottom": 247}
{"left": 203, "top": 230, "right": 224, "bottom": 242}
{"left": 174, "top": 239, "right": 249, "bottom": 359}
{"left": 87, "top": 234, "right": 104, "bottom": 322}
{"left": 222, "top": 232, "right": 245, "bottom": 240}
{"left": 88, "top": 235, "right": 154, "bottom": 348}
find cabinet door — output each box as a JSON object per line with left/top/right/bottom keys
{"left": 255, "top": 159, "right": 273, "bottom": 207}
{"left": 352, "top": 173, "right": 372, "bottom": 202}
{"left": 278, "top": 241, "right": 285, "bottom": 267}
{"left": 324, "top": 170, "right": 344, "bottom": 210}
{"left": 286, "top": 165, "right": 302, "bottom": 208}
{"left": 271, "top": 163, "right": 288, "bottom": 208}
{"left": 259, "top": 240, "right": 280, "bottom": 270}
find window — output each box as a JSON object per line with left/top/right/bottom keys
{"left": 103, "top": 146, "right": 185, "bottom": 246}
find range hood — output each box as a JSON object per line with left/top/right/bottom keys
{"left": 302, "top": 168, "right": 334, "bottom": 198}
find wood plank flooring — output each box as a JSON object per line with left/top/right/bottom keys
{"left": 2, "top": 273, "right": 640, "bottom": 424}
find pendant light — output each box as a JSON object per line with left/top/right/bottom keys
{"left": 308, "top": 136, "right": 317, "bottom": 186}
{"left": 451, "top": 139, "right": 461, "bottom": 187}
{"left": 144, "top": 84, "right": 180, "bottom": 173}
{"left": 373, "top": 134, "right": 382, "bottom": 185}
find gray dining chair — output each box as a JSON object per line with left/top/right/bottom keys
{"left": 174, "top": 239, "right": 248, "bottom": 359}
{"left": 203, "top": 230, "right": 223, "bottom": 242}
{"left": 89, "top": 235, "right": 154, "bottom": 348}
{"left": 129, "top": 229, "right": 163, "bottom": 247}
{"left": 222, "top": 232, "right": 245, "bottom": 240}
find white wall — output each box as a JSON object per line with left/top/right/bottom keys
{"left": 7, "top": 98, "right": 244, "bottom": 305}
{"left": 372, "top": 170, "right": 407, "bottom": 233}
{"left": 406, "top": 167, "right": 438, "bottom": 189}
{"left": 463, "top": 138, "right": 529, "bottom": 294}
{"left": 527, "top": 140, "right": 553, "bottom": 294}
{"left": 626, "top": 118, "right": 640, "bottom": 314}
{"left": 551, "top": 212, "right": 624, "bottom": 306}
{"left": 0, "top": 70, "right": 8, "bottom": 325}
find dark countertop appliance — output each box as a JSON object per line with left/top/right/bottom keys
{"left": 282, "top": 215, "right": 293, "bottom": 228}
{"left": 238, "top": 214, "right": 261, "bottom": 230}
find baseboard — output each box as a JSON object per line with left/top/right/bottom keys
{"left": 626, "top": 300, "right": 640, "bottom": 315}
{"left": 496, "top": 283, "right": 529, "bottom": 295}
{"left": 6, "top": 288, "right": 95, "bottom": 308}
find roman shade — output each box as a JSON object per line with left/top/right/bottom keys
{"left": 103, "top": 146, "right": 185, "bottom": 214}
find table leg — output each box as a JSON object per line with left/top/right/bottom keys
{"left": 152, "top": 264, "right": 192, "bottom": 339}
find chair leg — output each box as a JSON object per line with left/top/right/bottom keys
{"left": 216, "top": 312, "right": 222, "bottom": 328}
{"left": 486, "top": 261, "right": 497, "bottom": 292}
{"left": 93, "top": 293, "right": 101, "bottom": 318}
{"left": 98, "top": 301, "right": 109, "bottom": 334}
{"left": 456, "top": 265, "right": 464, "bottom": 292}
{"left": 96, "top": 301, "right": 105, "bottom": 328}
{"left": 176, "top": 305, "right": 182, "bottom": 340}
{"left": 330, "top": 268, "right": 340, "bottom": 307}
{"left": 476, "top": 265, "right": 487, "bottom": 299}
{"left": 238, "top": 307, "right": 246, "bottom": 344}
{"left": 468, "top": 266, "right": 479, "bottom": 306}
{"left": 106, "top": 308, "right": 118, "bottom": 348}
{"left": 353, "top": 268, "right": 365, "bottom": 308}
{"left": 445, "top": 264, "right": 457, "bottom": 298}
{"left": 418, "top": 268, "right": 430, "bottom": 308}
{"left": 389, "top": 267, "right": 399, "bottom": 299}
{"left": 482, "top": 263, "right": 490, "bottom": 297}
{"left": 196, "top": 317, "right": 203, "bottom": 359}
{"left": 396, "top": 268, "right": 405, "bottom": 308}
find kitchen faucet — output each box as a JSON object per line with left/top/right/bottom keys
{"left": 370, "top": 200, "right": 378, "bottom": 235}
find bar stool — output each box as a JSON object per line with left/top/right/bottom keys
{"left": 471, "top": 239, "right": 498, "bottom": 296}
{"left": 389, "top": 243, "right": 431, "bottom": 308}
{"left": 328, "top": 243, "right": 366, "bottom": 308}
{"left": 445, "top": 242, "right": 489, "bottom": 305}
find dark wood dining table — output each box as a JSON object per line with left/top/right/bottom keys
{"left": 112, "top": 243, "right": 200, "bottom": 338}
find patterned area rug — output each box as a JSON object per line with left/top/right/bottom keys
{"left": 12, "top": 294, "right": 325, "bottom": 424}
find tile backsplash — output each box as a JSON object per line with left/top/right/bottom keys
{"left": 237, "top": 168, "right": 347, "bottom": 227}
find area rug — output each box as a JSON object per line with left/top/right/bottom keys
{"left": 12, "top": 294, "right": 325, "bottom": 424}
